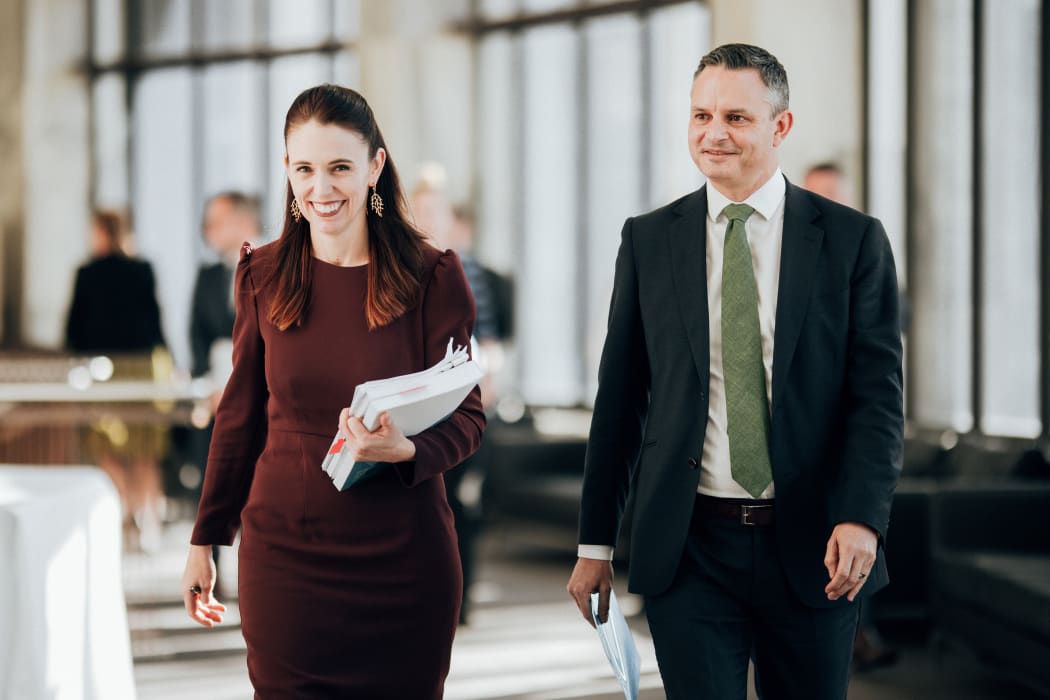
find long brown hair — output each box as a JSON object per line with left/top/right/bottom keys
{"left": 268, "top": 84, "right": 427, "bottom": 331}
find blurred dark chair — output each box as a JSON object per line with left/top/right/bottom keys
{"left": 929, "top": 480, "right": 1050, "bottom": 696}
{"left": 875, "top": 429, "right": 951, "bottom": 625}
{"left": 483, "top": 421, "right": 587, "bottom": 551}
{"left": 876, "top": 432, "right": 1048, "bottom": 629}
{"left": 878, "top": 478, "right": 938, "bottom": 625}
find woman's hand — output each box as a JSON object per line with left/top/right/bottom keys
{"left": 338, "top": 410, "right": 417, "bottom": 463}
{"left": 180, "top": 544, "right": 227, "bottom": 627}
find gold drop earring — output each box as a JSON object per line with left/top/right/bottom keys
{"left": 369, "top": 185, "right": 384, "bottom": 218}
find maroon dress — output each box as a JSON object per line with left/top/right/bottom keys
{"left": 191, "top": 242, "right": 485, "bottom": 699}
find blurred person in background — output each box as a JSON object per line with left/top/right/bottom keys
{"left": 804, "top": 162, "right": 911, "bottom": 337}
{"left": 801, "top": 162, "right": 852, "bottom": 206}
{"left": 802, "top": 162, "right": 899, "bottom": 672}
{"left": 65, "top": 208, "right": 169, "bottom": 551}
{"left": 66, "top": 209, "right": 165, "bottom": 353}
{"left": 190, "top": 191, "right": 262, "bottom": 392}
{"left": 180, "top": 84, "right": 484, "bottom": 698}
{"left": 451, "top": 204, "right": 515, "bottom": 365}
{"left": 187, "top": 191, "right": 262, "bottom": 595}
{"left": 411, "top": 172, "right": 513, "bottom": 405}
{"left": 410, "top": 172, "right": 504, "bottom": 625}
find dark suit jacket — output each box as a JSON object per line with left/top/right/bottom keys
{"left": 189, "top": 262, "right": 236, "bottom": 378}
{"left": 578, "top": 180, "right": 903, "bottom": 609}
{"left": 65, "top": 254, "right": 166, "bottom": 353}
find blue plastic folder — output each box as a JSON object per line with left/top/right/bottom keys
{"left": 590, "top": 590, "right": 641, "bottom": 700}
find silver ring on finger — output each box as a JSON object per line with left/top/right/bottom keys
{"left": 857, "top": 571, "right": 867, "bottom": 580}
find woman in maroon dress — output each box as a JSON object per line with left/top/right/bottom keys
{"left": 180, "top": 84, "right": 485, "bottom": 699}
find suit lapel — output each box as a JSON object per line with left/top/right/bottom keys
{"left": 668, "top": 187, "right": 711, "bottom": 384}
{"left": 771, "top": 183, "right": 823, "bottom": 414}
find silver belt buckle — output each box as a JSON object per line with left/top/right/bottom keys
{"left": 740, "top": 504, "right": 761, "bottom": 525}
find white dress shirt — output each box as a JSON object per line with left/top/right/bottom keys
{"left": 578, "top": 170, "right": 786, "bottom": 561}
{"left": 700, "top": 170, "right": 784, "bottom": 499}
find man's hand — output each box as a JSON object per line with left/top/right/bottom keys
{"left": 824, "top": 521, "right": 878, "bottom": 602}
{"left": 567, "top": 558, "right": 614, "bottom": 627}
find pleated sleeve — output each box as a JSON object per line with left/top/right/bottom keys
{"left": 190, "top": 243, "right": 269, "bottom": 545}
{"left": 397, "top": 250, "right": 486, "bottom": 487}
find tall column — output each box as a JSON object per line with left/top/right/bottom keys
{"left": 358, "top": 0, "right": 474, "bottom": 203}
{"left": 0, "top": 0, "right": 26, "bottom": 347}
{"left": 22, "top": 0, "right": 91, "bottom": 348}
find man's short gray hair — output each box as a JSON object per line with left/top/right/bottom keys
{"left": 694, "top": 43, "right": 789, "bottom": 117}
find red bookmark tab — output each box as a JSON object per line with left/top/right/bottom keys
{"left": 328, "top": 437, "right": 346, "bottom": 455}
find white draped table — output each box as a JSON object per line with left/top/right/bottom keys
{"left": 0, "top": 465, "right": 136, "bottom": 700}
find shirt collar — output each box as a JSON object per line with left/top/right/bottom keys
{"left": 706, "top": 168, "right": 786, "bottom": 223}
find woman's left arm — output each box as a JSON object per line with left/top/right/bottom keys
{"left": 397, "top": 250, "right": 486, "bottom": 486}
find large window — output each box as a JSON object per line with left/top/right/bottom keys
{"left": 87, "top": 0, "right": 1050, "bottom": 441}
{"left": 475, "top": 1, "right": 709, "bottom": 406}
{"left": 89, "top": 0, "right": 360, "bottom": 368}
{"left": 866, "top": 0, "right": 906, "bottom": 275}
{"left": 978, "top": 0, "right": 1041, "bottom": 436}
{"left": 905, "top": 0, "right": 1047, "bottom": 438}
{"left": 584, "top": 14, "right": 644, "bottom": 400}
{"left": 908, "top": 0, "right": 975, "bottom": 432}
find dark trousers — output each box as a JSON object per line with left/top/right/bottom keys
{"left": 644, "top": 502, "right": 859, "bottom": 700}
{"left": 442, "top": 451, "right": 484, "bottom": 624}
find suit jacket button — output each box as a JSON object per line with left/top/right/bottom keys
{"left": 688, "top": 457, "right": 699, "bottom": 469}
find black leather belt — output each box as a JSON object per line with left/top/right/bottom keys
{"left": 696, "top": 494, "right": 775, "bottom": 526}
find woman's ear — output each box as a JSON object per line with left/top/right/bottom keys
{"left": 370, "top": 148, "right": 387, "bottom": 184}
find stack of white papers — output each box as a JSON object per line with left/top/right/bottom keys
{"left": 322, "top": 338, "right": 483, "bottom": 490}
{"left": 591, "top": 590, "right": 641, "bottom": 700}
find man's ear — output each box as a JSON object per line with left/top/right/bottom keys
{"left": 772, "top": 110, "right": 794, "bottom": 147}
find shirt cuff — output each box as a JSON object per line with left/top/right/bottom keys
{"left": 577, "top": 544, "right": 615, "bottom": 560}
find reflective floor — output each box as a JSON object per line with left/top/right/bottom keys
{"left": 126, "top": 521, "right": 1041, "bottom": 700}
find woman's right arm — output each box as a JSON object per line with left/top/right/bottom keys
{"left": 190, "top": 245, "right": 269, "bottom": 546}
{"left": 181, "top": 545, "right": 226, "bottom": 626}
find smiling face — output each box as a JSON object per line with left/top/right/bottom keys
{"left": 284, "top": 119, "right": 386, "bottom": 242}
{"left": 688, "top": 66, "right": 793, "bottom": 201}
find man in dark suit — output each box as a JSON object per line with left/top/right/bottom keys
{"left": 567, "top": 44, "right": 903, "bottom": 699}
{"left": 190, "top": 192, "right": 261, "bottom": 382}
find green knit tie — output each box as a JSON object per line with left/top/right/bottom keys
{"left": 721, "top": 203, "right": 773, "bottom": 498}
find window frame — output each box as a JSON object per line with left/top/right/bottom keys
{"left": 468, "top": 0, "right": 707, "bottom": 407}
{"left": 897, "top": 0, "right": 1050, "bottom": 439}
